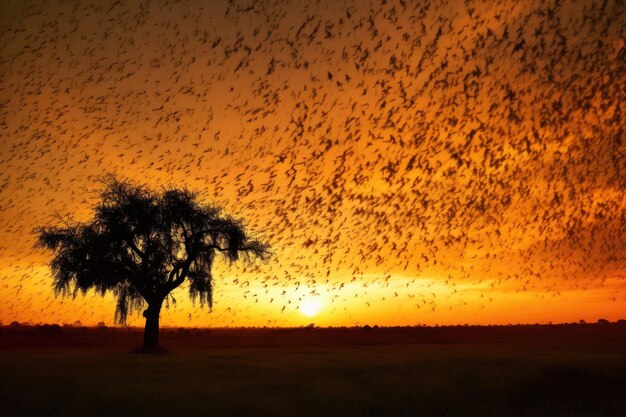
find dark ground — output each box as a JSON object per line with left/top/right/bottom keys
{"left": 1, "top": 323, "right": 625, "bottom": 417}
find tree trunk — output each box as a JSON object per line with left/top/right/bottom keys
{"left": 142, "top": 302, "right": 162, "bottom": 352}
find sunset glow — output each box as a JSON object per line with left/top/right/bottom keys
{"left": 0, "top": 0, "right": 624, "bottom": 328}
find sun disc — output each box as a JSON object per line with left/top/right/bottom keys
{"left": 299, "top": 298, "right": 322, "bottom": 317}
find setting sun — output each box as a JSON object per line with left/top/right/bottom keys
{"left": 299, "top": 298, "right": 322, "bottom": 317}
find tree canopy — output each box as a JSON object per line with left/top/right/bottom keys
{"left": 36, "top": 176, "right": 270, "bottom": 334}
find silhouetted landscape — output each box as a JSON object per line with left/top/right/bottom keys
{"left": 2, "top": 321, "right": 626, "bottom": 350}
{"left": 1, "top": 322, "right": 625, "bottom": 417}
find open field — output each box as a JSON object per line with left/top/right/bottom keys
{"left": 1, "top": 324, "right": 625, "bottom": 417}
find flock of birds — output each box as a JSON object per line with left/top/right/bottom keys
{"left": 0, "top": 0, "right": 624, "bottom": 327}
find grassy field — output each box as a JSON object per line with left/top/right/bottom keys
{"left": 1, "top": 340, "right": 625, "bottom": 417}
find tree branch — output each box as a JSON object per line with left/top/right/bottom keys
{"left": 125, "top": 238, "right": 144, "bottom": 259}
{"left": 166, "top": 261, "right": 182, "bottom": 283}
{"left": 166, "top": 254, "right": 194, "bottom": 292}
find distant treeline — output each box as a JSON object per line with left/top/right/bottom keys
{"left": 2, "top": 318, "right": 625, "bottom": 330}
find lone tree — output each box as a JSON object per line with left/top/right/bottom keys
{"left": 36, "top": 176, "right": 270, "bottom": 351}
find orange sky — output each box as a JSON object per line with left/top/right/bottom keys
{"left": 0, "top": 0, "right": 624, "bottom": 327}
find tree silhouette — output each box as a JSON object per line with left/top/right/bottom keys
{"left": 36, "top": 176, "right": 270, "bottom": 351}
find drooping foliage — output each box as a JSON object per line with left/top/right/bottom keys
{"left": 36, "top": 176, "right": 270, "bottom": 324}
